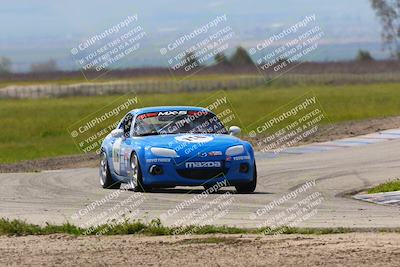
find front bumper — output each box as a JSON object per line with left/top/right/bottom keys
{"left": 142, "top": 155, "right": 254, "bottom": 187}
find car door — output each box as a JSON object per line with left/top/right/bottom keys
{"left": 119, "top": 113, "right": 134, "bottom": 178}
{"left": 111, "top": 113, "right": 133, "bottom": 176}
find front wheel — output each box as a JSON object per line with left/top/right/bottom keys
{"left": 129, "top": 152, "right": 151, "bottom": 192}
{"left": 99, "top": 151, "right": 121, "bottom": 189}
{"left": 235, "top": 163, "right": 257, "bottom": 194}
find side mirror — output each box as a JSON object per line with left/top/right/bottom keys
{"left": 111, "top": 129, "right": 124, "bottom": 138}
{"left": 229, "top": 126, "right": 241, "bottom": 136}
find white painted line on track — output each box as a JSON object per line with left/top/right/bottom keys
{"left": 257, "top": 128, "right": 400, "bottom": 157}
{"left": 354, "top": 191, "right": 400, "bottom": 207}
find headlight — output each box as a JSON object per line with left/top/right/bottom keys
{"left": 150, "top": 147, "right": 178, "bottom": 157}
{"left": 226, "top": 145, "right": 245, "bottom": 156}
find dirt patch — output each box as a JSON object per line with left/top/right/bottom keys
{"left": 0, "top": 233, "right": 399, "bottom": 266}
{"left": 1, "top": 116, "right": 400, "bottom": 173}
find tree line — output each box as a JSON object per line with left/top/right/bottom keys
{"left": 1, "top": 46, "right": 382, "bottom": 75}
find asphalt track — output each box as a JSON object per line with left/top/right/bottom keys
{"left": 1, "top": 137, "right": 400, "bottom": 229}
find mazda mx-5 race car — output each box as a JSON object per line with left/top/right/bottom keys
{"left": 99, "top": 106, "right": 257, "bottom": 193}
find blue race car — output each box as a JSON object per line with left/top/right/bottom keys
{"left": 99, "top": 106, "right": 257, "bottom": 193}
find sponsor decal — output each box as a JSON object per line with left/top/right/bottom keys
{"left": 185, "top": 161, "right": 221, "bottom": 168}
{"left": 198, "top": 152, "right": 208, "bottom": 157}
{"left": 124, "top": 149, "right": 130, "bottom": 160}
{"left": 158, "top": 110, "right": 187, "bottom": 116}
{"left": 175, "top": 135, "right": 214, "bottom": 143}
{"left": 137, "top": 112, "right": 158, "bottom": 120}
{"left": 233, "top": 155, "right": 250, "bottom": 161}
{"left": 197, "top": 151, "right": 222, "bottom": 157}
{"left": 146, "top": 158, "right": 171, "bottom": 163}
{"left": 208, "top": 151, "right": 222, "bottom": 156}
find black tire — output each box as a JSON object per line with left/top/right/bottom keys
{"left": 130, "top": 152, "right": 152, "bottom": 192}
{"left": 235, "top": 163, "right": 257, "bottom": 194}
{"left": 99, "top": 151, "right": 121, "bottom": 189}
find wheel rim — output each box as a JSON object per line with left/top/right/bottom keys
{"left": 99, "top": 152, "right": 107, "bottom": 186}
{"left": 130, "top": 154, "right": 138, "bottom": 188}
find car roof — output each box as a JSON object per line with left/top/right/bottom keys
{"left": 131, "top": 106, "right": 210, "bottom": 115}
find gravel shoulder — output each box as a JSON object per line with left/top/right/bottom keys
{"left": 2, "top": 116, "right": 400, "bottom": 173}
{"left": 1, "top": 233, "right": 399, "bottom": 266}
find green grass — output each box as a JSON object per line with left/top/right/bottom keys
{"left": 0, "top": 218, "right": 390, "bottom": 236}
{"left": 368, "top": 179, "right": 400, "bottom": 194}
{"left": 1, "top": 82, "right": 400, "bottom": 163}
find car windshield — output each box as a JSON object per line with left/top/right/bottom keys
{"left": 133, "top": 110, "right": 228, "bottom": 136}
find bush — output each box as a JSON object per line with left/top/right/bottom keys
{"left": 0, "top": 57, "right": 12, "bottom": 74}
{"left": 356, "top": 50, "right": 374, "bottom": 61}
{"left": 230, "top": 47, "right": 254, "bottom": 66}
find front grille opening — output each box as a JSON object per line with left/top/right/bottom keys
{"left": 177, "top": 168, "right": 228, "bottom": 180}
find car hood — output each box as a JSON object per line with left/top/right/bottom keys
{"left": 139, "top": 133, "right": 243, "bottom": 156}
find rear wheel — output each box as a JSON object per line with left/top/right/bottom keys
{"left": 129, "top": 152, "right": 151, "bottom": 192}
{"left": 235, "top": 163, "right": 257, "bottom": 194}
{"left": 99, "top": 151, "right": 121, "bottom": 189}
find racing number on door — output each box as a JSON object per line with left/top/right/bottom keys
{"left": 112, "top": 139, "right": 123, "bottom": 175}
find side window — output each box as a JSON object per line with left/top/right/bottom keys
{"left": 132, "top": 119, "right": 146, "bottom": 136}
{"left": 119, "top": 113, "right": 133, "bottom": 137}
